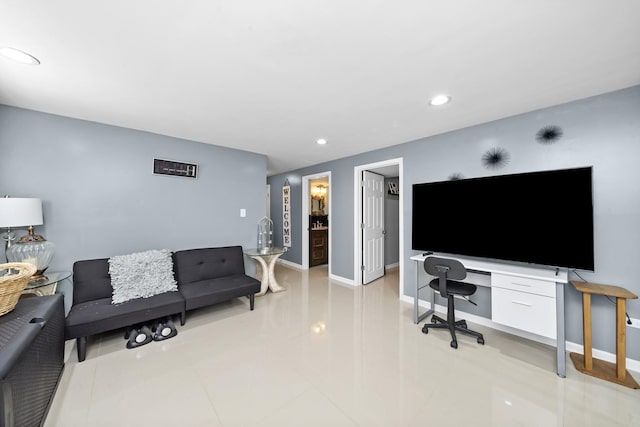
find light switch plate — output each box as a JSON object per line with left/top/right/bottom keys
{"left": 240, "top": 209, "right": 246, "bottom": 217}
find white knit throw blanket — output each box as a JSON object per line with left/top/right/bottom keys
{"left": 108, "top": 249, "right": 177, "bottom": 304}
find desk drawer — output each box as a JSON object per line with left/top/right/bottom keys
{"left": 491, "top": 273, "right": 555, "bottom": 298}
{"left": 491, "top": 286, "right": 556, "bottom": 339}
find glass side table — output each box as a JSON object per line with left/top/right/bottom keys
{"left": 22, "top": 271, "right": 72, "bottom": 297}
{"left": 244, "top": 247, "right": 287, "bottom": 296}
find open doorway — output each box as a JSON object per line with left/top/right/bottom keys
{"left": 353, "top": 158, "right": 403, "bottom": 293}
{"left": 301, "top": 171, "right": 332, "bottom": 273}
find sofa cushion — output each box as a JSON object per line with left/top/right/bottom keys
{"left": 180, "top": 274, "right": 260, "bottom": 311}
{"left": 108, "top": 249, "right": 177, "bottom": 304}
{"left": 73, "top": 258, "right": 113, "bottom": 304}
{"left": 65, "top": 291, "right": 185, "bottom": 340}
{"left": 173, "top": 246, "right": 246, "bottom": 285}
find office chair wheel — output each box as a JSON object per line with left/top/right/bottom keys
{"left": 421, "top": 325, "right": 429, "bottom": 334}
{"left": 450, "top": 340, "right": 458, "bottom": 349}
{"left": 431, "top": 317, "right": 438, "bottom": 324}
{"left": 477, "top": 337, "right": 485, "bottom": 345}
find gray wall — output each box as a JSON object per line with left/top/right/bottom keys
{"left": 268, "top": 85, "right": 640, "bottom": 358}
{"left": 384, "top": 177, "right": 399, "bottom": 267}
{"left": 0, "top": 105, "right": 267, "bottom": 310}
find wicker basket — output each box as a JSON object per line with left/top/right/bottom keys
{"left": 0, "top": 262, "right": 37, "bottom": 316}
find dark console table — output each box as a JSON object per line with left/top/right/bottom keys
{"left": 0, "top": 295, "right": 65, "bottom": 427}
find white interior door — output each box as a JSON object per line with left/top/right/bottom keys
{"left": 362, "top": 171, "right": 385, "bottom": 284}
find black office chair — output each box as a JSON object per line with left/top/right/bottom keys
{"left": 421, "top": 257, "right": 485, "bottom": 349}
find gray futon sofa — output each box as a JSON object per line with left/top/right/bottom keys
{"left": 65, "top": 246, "right": 260, "bottom": 362}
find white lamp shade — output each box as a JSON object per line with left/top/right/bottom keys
{"left": 0, "top": 198, "right": 44, "bottom": 227}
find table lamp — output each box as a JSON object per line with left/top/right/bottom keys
{"left": 0, "top": 197, "right": 55, "bottom": 277}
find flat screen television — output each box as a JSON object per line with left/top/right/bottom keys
{"left": 412, "top": 167, "right": 594, "bottom": 270}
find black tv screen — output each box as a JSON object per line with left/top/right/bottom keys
{"left": 412, "top": 167, "right": 594, "bottom": 270}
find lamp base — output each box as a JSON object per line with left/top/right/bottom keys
{"left": 1, "top": 228, "right": 17, "bottom": 262}
{"left": 30, "top": 270, "right": 49, "bottom": 281}
{"left": 6, "top": 238, "right": 55, "bottom": 277}
{"left": 17, "top": 225, "right": 46, "bottom": 243}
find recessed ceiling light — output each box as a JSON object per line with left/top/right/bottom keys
{"left": 0, "top": 47, "right": 40, "bottom": 65}
{"left": 316, "top": 138, "right": 327, "bottom": 145}
{"left": 429, "top": 95, "right": 450, "bottom": 106}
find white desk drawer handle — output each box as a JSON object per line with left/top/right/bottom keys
{"left": 511, "top": 282, "right": 531, "bottom": 287}
{"left": 511, "top": 300, "right": 532, "bottom": 307}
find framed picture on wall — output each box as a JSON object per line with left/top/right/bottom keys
{"left": 153, "top": 158, "right": 198, "bottom": 179}
{"left": 388, "top": 182, "right": 399, "bottom": 196}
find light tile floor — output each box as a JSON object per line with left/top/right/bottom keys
{"left": 46, "top": 265, "right": 639, "bottom": 427}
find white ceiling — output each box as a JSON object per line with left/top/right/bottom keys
{"left": 1, "top": 1, "right": 639, "bottom": 176}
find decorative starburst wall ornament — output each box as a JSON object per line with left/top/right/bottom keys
{"left": 536, "top": 125, "right": 564, "bottom": 144}
{"left": 481, "top": 147, "right": 510, "bottom": 169}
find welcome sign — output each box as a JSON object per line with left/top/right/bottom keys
{"left": 282, "top": 185, "right": 291, "bottom": 247}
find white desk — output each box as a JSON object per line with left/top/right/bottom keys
{"left": 411, "top": 253, "right": 569, "bottom": 377}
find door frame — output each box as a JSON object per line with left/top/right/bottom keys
{"left": 353, "top": 158, "right": 403, "bottom": 293}
{"left": 302, "top": 171, "right": 332, "bottom": 272}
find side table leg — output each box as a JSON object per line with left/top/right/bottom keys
{"left": 267, "top": 254, "right": 285, "bottom": 293}
{"left": 616, "top": 298, "right": 627, "bottom": 380}
{"left": 36, "top": 282, "right": 58, "bottom": 296}
{"left": 583, "top": 293, "right": 592, "bottom": 371}
{"left": 252, "top": 255, "right": 270, "bottom": 296}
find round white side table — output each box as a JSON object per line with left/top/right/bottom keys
{"left": 244, "top": 247, "right": 287, "bottom": 296}
{"left": 22, "top": 271, "right": 71, "bottom": 297}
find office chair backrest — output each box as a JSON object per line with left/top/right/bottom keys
{"left": 424, "top": 257, "right": 467, "bottom": 297}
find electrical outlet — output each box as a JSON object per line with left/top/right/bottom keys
{"left": 628, "top": 318, "right": 640, "bottom": 329}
